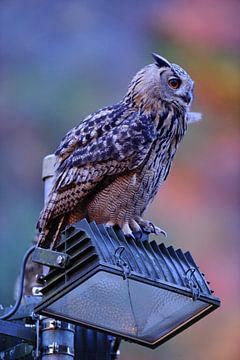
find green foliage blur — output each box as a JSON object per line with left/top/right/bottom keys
{"left": 0, "top": 1, "right": 239, "bottom": 359}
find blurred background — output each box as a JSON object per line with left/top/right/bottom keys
{"left": 0, "top": 0, "right": 239, "bottom": 359}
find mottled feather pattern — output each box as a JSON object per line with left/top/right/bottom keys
{"left": 38, "top": 105, "right": 156, "bottom": 233}
{"left": 37, "top": 54, "right": 198, "bottom": 247}
{"left": 56, "top": 103, "right": 155, "bottom": 170}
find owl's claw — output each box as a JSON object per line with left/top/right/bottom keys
{"left": 134, "top": 217, "right": 167, "bottom": 237}
{"left": 106, "top": 221, "right": 136, "bottom": 239}
{"left": 148, "top": 222, "right": 167, "bottom": 237}
{"left": 106, "top": 218, "right": 166, "bottom": 241}
{"left": 122, "top": 222, "right": 135, "bottom": 239}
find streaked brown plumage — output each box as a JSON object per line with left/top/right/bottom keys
{"left": 37, "top": 53, "right": 200, "bottom": 248}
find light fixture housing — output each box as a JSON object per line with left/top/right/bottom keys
{"left": 34, "top": 219, "right": 220, "bottom": 348}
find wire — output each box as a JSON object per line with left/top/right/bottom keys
{"left": 0, "top": 245, "right": 36, "bottom": 320}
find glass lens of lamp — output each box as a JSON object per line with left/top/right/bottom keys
{"left": 44, "top": 271, "right": 210, "bottom": 345}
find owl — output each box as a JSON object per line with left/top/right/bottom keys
{"left": 37, "top": 53, "right": 201, "bottom": 248}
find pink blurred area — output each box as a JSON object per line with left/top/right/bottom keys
{"left": 0, "top": 1, "right": 239, "bottom": 359}
{"left": 152, "top": 0, "right": 240, "bottom": 50}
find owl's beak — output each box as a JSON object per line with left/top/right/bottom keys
{"left": 183, "top": 93, "right": 192, "bottom": 105}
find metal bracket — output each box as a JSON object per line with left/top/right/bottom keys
{"left": 32, "top": 247, "right": 70, "bottom": 269}
{"left": 41, "top": 343, "right": 74, "bottom": 356}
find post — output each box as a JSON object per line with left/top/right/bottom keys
{"left": 40, "top": 154, "right": 76, "bottom": 360}
{"left": 42, "top": 154, "right": 56, "bottom": 205}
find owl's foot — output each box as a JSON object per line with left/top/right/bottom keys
{"left": 106, "top": 218, "right": 167, "bottom": 240}
{"left": 134, "top": 217, "right": 167, "bottom": 237}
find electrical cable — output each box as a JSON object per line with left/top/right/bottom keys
{"left": 0, "top": 245, "right": 36, "bottom": 320}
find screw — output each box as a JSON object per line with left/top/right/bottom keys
{"left": 56, "top": 255, "right": 65, "bottom": 265}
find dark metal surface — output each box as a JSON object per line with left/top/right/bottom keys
{"left": 0, "top": 343, "right": 34, "bottom": 359}
{"left": 6, "top": 296, "right": 42, "bottom": 321}
{"left": 0, "top": 320, "right": 35, "bottom": 344}
{"left": 74, "top": 326, "right": 120, "bottom": 360}
{"left": 0, "top": 299, "right": 38, "bottom": 357}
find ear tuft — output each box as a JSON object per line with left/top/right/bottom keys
{"left": 152, "top": 53, "right": 171, "bottom": 68}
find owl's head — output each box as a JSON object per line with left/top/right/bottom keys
{"left": 125, "top": 53, "right": 194, "bottom": 111}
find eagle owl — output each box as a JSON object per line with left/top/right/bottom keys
{"left": 37, "top": 53, "right": 201, "bottom": 248}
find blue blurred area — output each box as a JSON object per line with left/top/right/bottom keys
{"left": 0, "top": 1, "right": 239, "bottom": 359}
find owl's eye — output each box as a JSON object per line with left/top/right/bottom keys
{"left": 168, "top": 77, "right": 181, "bottom": 89}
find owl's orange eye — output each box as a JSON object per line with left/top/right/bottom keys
{"left": 168, "top": 77, "right": 181, "bottom": 89}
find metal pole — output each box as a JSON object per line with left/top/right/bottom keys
{"left": 42, "top": 154, "right": 56, "bottom": 205}
{"left": 39, "top": 154, "right": 76, "bottom": 360}
{"left": 41, "top": 154, "right": 56, "bottom": 276}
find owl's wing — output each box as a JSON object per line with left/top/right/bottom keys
{"left": 38, "top": 105, "right": 156, "bottom": 232}
{"left": 55, "top": 104, "right": 130, "bottom": 163}
{"left": 54, "top": 105, "right": 156, "bottom": 190}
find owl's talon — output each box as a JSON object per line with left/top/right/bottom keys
{"left": 135, "top": 217, "right": 167, "bottom": 237}
{"left": 148, "top": 222, "right": 167, "bottom": 237}
{"left": 129, "top": 219, "right": 142, "bottom": 233}
{"left": 121, "top": 222, "right": 135, "bottom": 239}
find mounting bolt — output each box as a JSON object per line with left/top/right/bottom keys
{"left": 56, "top": 255, "right": 65, "bottom": 266}
{"left": 36, "top": 273, "right": 46, "bottom": 284}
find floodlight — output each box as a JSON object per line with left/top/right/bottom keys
{"left": 34, "top": 219, "right": 220, "bottom": 348}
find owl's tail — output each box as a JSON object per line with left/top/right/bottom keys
{"left": 37, "top": 207, "right": 86, "bottom": 249}
{"left": 36, "top": 185, "right": 87, "bottom": 249}
{"left": 37, "top": 214, "right": 66, "bottom": 249}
